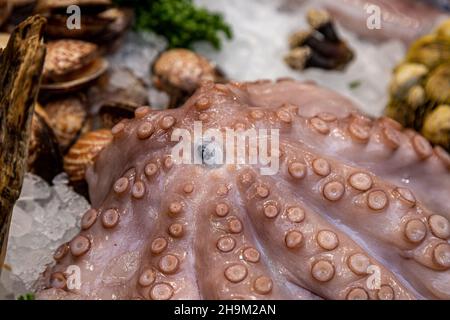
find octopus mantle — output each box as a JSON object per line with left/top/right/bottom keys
{"left": 38, "top": 80, "right": 450, "bottom": 300}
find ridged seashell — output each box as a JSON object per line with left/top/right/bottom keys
{"left": 43, "top": 95, "right": 89, "bottom": 152}
{"left": 64, "top": 129, "right": 113, "bottom": 182}
{"left": 43, "top": 40, "right": 99, "bottom": 82}
{"left": 41, "top": 40, "right": 108, "bottom": 93}
{"left": 152, "top": 49, "right": 227, "bottom": 108}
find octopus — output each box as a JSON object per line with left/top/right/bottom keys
{"left": 322, "top": 0, "right": 448, "bottom": 44}
{"left": 37, "top": 79, "right": 450, "bottom": 300}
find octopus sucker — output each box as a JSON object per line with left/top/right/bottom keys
{"left": 236, "top": 168, "right": 414, "bottom": 300}
{"left": 37, "top": 80, "right": 450, "bottom": 300}
{"left": 193, "top": 179, "right": 292, "bottom": 300}
{"left": 281, "top": 144, "right": 450, "bottom": 295}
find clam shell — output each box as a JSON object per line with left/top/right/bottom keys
{"left": 28, "top": 110, "right": 63, "bottom": 182}
{"left": 41, "top": 58, "right": 109, "bottom": 93}
{"left": 45, "top": 14, "right": 113, "bottom": 39}
{"left": 43, "top": 40, "right": 99, "bottom": 82}
{"left": 36, "top": 0, "right": 112, "bottom": 12}
{"left": 64, "top": 129, "right": 113, "bottom": 182}
{"left": 43, "top": 95, "right": 89, "bottom": 151}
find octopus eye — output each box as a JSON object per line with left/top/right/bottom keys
{"left": 197, "top": 140, "right": 223, "bottom": 167}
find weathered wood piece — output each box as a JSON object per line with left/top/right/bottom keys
{"left": 0, "top": 16, "right": 46, "bottom": 272}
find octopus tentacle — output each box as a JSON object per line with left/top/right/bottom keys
{"left": 278, "top": 143, "right": 450, "bottom": 299}
{"left": 236, "top": 168, "right": 415, "bottom": 300}
{"left": 38, "top": 80, "right": 450, "bottom": 299}
{"left": 194, "top": 178, "right": 303, "bottom": 299}
{"left": 287, "top": 113, "right": 450, "bottom": 218}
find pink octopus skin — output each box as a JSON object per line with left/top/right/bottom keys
{"left": 322, "top": 0, "right": 448, "bottom": 43}
{"left": 37, "top": 80, "right": 450, "bottom": 300}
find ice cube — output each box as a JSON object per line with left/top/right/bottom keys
{"left": 9, "top": 206, "right": 33, "bottom": 238}
{"left": 18, "top": 173, "right": 51, "bottom": 201}
{"left": 0, "top": 173, "right": 89, "bottom": 298}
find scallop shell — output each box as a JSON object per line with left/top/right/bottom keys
{"left": 41, "top": 58, "right": 109, "bottom": 93}
{"left": 64, "top": 129, "right": 113, "bottom": 182}
{"left": 152, "top": 49, "right": 227, "bottom": 108}
{"left": 43, "top": 40, "right": 99, "bottom": 82}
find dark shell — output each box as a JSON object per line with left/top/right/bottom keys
{"left": 35, "top": 0, "right": 111, "bottom": 13}
{"left": 0, "top": 1, "right": 12, "bottom": 28}
{"left": 98, "top": 102, "right": 137, "bottom": 129}
{"left": 28, "top": 108, "right": 63, "bottom": 183}
{"left": 36, "top": 1, "right": 130, "bottom": 43}
{"left": 44, "top": 13, "right": 113, "bottom": 39}
{"left": 42, "top": 95, "right": 90, "bottom": 152}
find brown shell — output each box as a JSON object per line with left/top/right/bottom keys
{"left": 0, "top": 1, "right": 12, "bottom": 28}
{"left": 99, "top": 8, "right": 133, "bottom": 41}
{"left": 43, "top": 95, "right": 89, "bottom": 151}
{"left": 10, "top": 0, "right": 36, "bottom": 6}
{"left": 36, "top": 0, "right": 111, "bottom": 12}
{"left": 98, "top": 102, "right": 137, "bottom": 129}
{"left": 64, "top": 129, "right": 113, "bottom": 182}
{"left": 153, "top": 49, "right": 225, "bottom": 92}
{"left": 28, "top": 110, "right": 63, "bottom": 182}
{"left": 41, "top": 57, "right": 109, "bottom": 93}
{"left": 43, "top": 40, "right": 99, "bottom": 82}
{"left": 45, "top": 13, "right": 114, "bottom": 39}
{"left": 152, "top": 49, "right": 227, "bottom": 108}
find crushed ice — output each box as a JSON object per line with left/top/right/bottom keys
{"left": 0, "top": 174, "right": 90, "bottom": 299}
{"left": 194, "top": 0, "right": 406, "bottom": 116}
